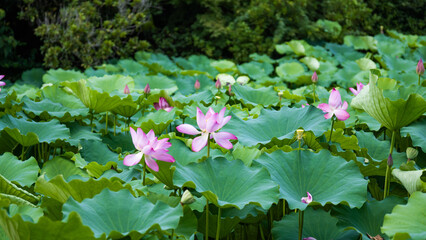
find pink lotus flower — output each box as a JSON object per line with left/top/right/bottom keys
{"left": 317, "top": 88, "right": 349, "bottom": 121}
{"left": 123, "top": 128, "right": 175, "bottom": 171}
{"left": 215, "top": 79, "right": 221, "bottom": 89}
{"left": 144, "top": 84, "right": 151, "bottom": 94}
{"left": 301, "top": 192, "right": 312, "bottom": 204}
{"left": 176, "top": 107, "right": 238, "bottom": 152}
{"left": 124, "top": 84, "right": 130, "bottom": 94}
{"left": 301, "top": 103, "right": 309, "bottom": 108}
{"left": 0, "top": 75, "right": 5, "bottom": 92}
{"left": 194, "top": 79, "right": 200, "bottom": 90}
{"left": 311, "top": 72, "right": 318, "bottom": 83}
{"left": 349, "top": 82, "right": 364, "bottom": 96}
{"left": 154, "top": 97, "right": 173, "bottom": 112}
{"left": 417, "top": 58, "right": 424, "bottom": 75}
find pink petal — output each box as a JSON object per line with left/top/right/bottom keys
{"left": 205, "top": 108, "right": 215, "bottom": 119}
{"left": 0, "top": 75, "right": 4, "bottom": 80}
{"left": 152, "top": 152, "right": 175, "bottom": 163}
{"left": 212, "top": 132, "right": 237, "bottom": 149}
{"left": 216, "top": 115, "right": 231, "bottom": 129}
{"left": 147, "top": 130, "right": 156, "bottom": 142}
{"left": 217, "top": 107, "right": 226, "bottom": 123}
{"left": 192, "top": 133, "right": 209, "bottom": 152}
{"left": 341, "top": 101, "right": 348, "bottom": 110}
{"left": 0, "top": 81, "right": 5, "bottom": 87}
{"left": 196, "top": 107, "right": 206, "bottom": 130}
{"left": 165, "top": 107, "right": 174, "bottom": 112}
{"left": 317, "top": 103, "right": 331, "bottom": 113}
{"left": 142, "top": 145, "right": 155, "bottom": 156}
{"left": 349, "top": 87, "right": 358, "bottom": 95}
{"left": 357, "top": 82, "right": 364, "bottom": 91}
{"left": 145, "top": 155, "right": 159, "bottom": 172}
{"left": 130, "top": 128, "right": 147, "bottom": 151}
{"left": 334, "top": 109, "right": 350, "bottom": 121}
{"left": 176, "top": 124, "right": 200, "bottom": 135}
{"left": 154, "top": 138, "right": 171, "bottom": 150}
{"left": 301, "top": 192, "right": 313, "bottom": 204}
{"left": 154, "top": 102, "right": 160, "bottom": 110}
{"left": 324, "top": 112, "right": 333, "bottom": 119}
{"left": 205, "top": 113, "right": 219, "bottom": 132}
{"left": 123, "top": 152, "right": 143, "bottom": 166}
{"left": 328, "top": 88, "right": 342, "bottom": 108}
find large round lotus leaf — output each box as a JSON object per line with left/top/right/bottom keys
{"left": 117, "top": 59, "right": 149, "bottom": 74}
{"left": 210, "top": 60, "right": 237, "bottom": 73}
{"left": 20, "top": 68, "right": 45, "bottom": 87}
{"left": 382, "top": 55, "right": 416, "bottom": 73}
{"left": 0, "top": 153, "right": 39, "bottom": 187}
{"left": 86, "top": 75, "right": 134, "bottom": 94}
{"left": 135, "top": 108, "right": 179, "bottom": 135}
{"left": 381, "top": 192, "right": 426, "bottom": 240}
{"left": 173, "top": 90, "right": 214, "bottom": 107}
{"left": 325, "top": 43, "right": 364, "bottom": 64}
{"left": 42, "top": 69, "right": 86, "bottom": 84}
{"left": 221, "top": 106, "right": 329, "bottom": 147}
{"left": 376, "top": 35, "right": 405, "bottom": 58}
{"left": 0, "top": 115, "right": 70, "bottom": 147}
{"left": 67, "top": 123, "right": 101, "bottom": 147}
{"left": 356, "top": 58, "right": 377, "bottom": 71}
{"left": 62, "top": 188, "right": 183, "bottom": 239}
{"left": 276, "top": 62, "right": 305, "bottom": 82}
{"left": 392, "top": 169, "right": 424, "bottom": 194}
{"left": 231, "top": 85, "right": 280, "bottom": 107}
{"left": 62, "top": 80, "right": 123, "bottom": 113}
{"left": 332, "top": 196, "right": 406, "bottom": 239}
{"left": 344, "top": 35, "right": 377, "bottom": 51}
{"left": 111, "top": 100, "right": 140, "bottom": 118}
{"left": 0, "top": 174, "right": 39, "bottom": 206}
{"left": 35, "top": 175, "right": 133, "bottom": 204}
{"left": 351, "top": 72, "right": 426, "bottom": 131}
{"left": 173, "top": 75, "right": 213, "bottom": 95}
{"left": 401, "top": 118, "right": 426, "bottom": 152}
{"left": 80, "top": 139, "right": 119, "bottom": 166}
{"left": 41, "top": 157, "right": 89, "bottom": 181}
{"left": 0, "top": 210, "right": 96, "bottom": 240}
{"left": 173, "top": 157, "right": 279, "bottom": 209}
{"left": 41, "top": 84, "right": 85, "bottom": 109}
{"left": 256, "top": 150, "right": 368, "bottom": 211}
{"left": 300, "top": 57, "right": 320, "bottom": 71}
{"left": 286, "top": 40, "right": 309, "bottom": 56}
{"left": 272, "top": 208, "right": 345, "bottom": 240}
{"left": 237, "top": 62, "right": 273, "bottom": 80}
{"left": 133, "top": 75, "right": 178, "bottom": 95}
{"left": 173, "top": 55, "right": 218, "bottom": 76}
{"left": 135, "top": 51, "right": 180, "bottom": 74}
{"left": 22, "top": 97, "right": 88, "bottom": 122}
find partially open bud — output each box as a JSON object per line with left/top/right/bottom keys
{"left": 215, "top": 79, "right": 221, "bottom": 89}
{"left": 296, "top": 129, "right": 304, "bottom": 140}
{"left": 124, "top": 84, "right": 130, "bottom": 94}
{"left": 194, "top": 79, "right": 200, "bottom": 90}
{"left": 387, "top": 154, "right": 393, "bottom": 167}
{"left": 416, "top": 59, "right": 424, "bottom": 75}
{"left": 180, "top": 190, "right": 195, "bottom": 205}
{"left": 311, "top": 72, "right": 318, "bottom": 83}
{"left": 144, "top": 84, "right": 151, "bottom": 95}
{"left": 406, "top": 147, "right": 418, "bottom": 161}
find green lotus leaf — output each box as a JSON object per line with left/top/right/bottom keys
{"left": 84, "top": 161, "right": 118, "bottom": 179}
{"left": 111, "top": 99, "right": 140, "bottom": 118}
{"left": 356, "top": 58, "right": 377, "bottom": 71}
{"left": 173, "top": 74, "right": 213, "bottom": 95}
{"left": 35, "top": 174, "right": 133, "bottom": 204}
{"left": 382, "top": 55, "right": 416, "bottom": 72}
{"left": 0, "top": 209, "right": 96, "bottom": 240}
{"left": 326, "top": 43, "right": 364, "bottom": 64}
{"left": 198, "top": 210, "right": 241, "bottom": 238}
{"left": 175, "top": 205, "right": 198, "bottom": 239}
{"left": 41, "top": 156, "right": 89, "bottom": 181}
{"left": 300, "top": 57, "right": 320, "bottom": 71}
{"left": 0, "top": 153, "right": 39, "bottom": 187}
{"left": 231, "top": 85, "right": 280, "bottom": 107}
{"left": 256, "top": 150, "right": 368, "bottom": 211}
{"left": 8, "top": 204, "right": 44, "bottom": 223}
{"left": 0, "top": 174, "right": 39, "bottom": 206}
{"left": 221, "top": 107, "right": 329, "bottom": 147}
{"left": 275, "top": 43, "right": 293, "bottom": 55}
{"left": 0, "top": 115, "right": 70, "bottom": 147}
{"left": 80, "top": 139, "right": 119, "bottom": 166}
{"left": 135, "top": 51, "right": 181, "bottom": 74}
{"left": 135, "top": 108, "right": 179, "bottom": 135}
{"left": 41, "top": 84, "right": 86, "bottom": 109}
{"left": 7, "top": 84, "right": 41, "bottom": 100}
{"left": 315, "top": 19, "right": 342, "bottom": 38}
{"left": 272, "top": 208, "right": 345, "bottom": 240}
{"left": 20, "top": 68, "right": 45, "bottom": 87}
{"left": 231, "top": 143, "right": 262, "bottom": 166}
{"left": 401, "top": 118, "right": 426, "bottom": 152}
{"left": 62, "top": 188, "right": 183, "bottom": 239}
{"left": 210, "top": 60, "right": 237, "bottom": 73}
{"left": 62, "top": 79, "right": 123, "bottom": 113}
{"left": 286, "top": 40, "right": 311, "bottom": 56}
{"left": 173, "top": 90, "right": 214, "bottom": 107}
{"left": 276, "top": 62, "right": 305, "bottom": 82}
{"left": 22, "top": 97, "right": 88, "bottom": 122}
{"left": 351, "top": 72, "right": 426, "bottom": 131}
{"left": 86, "top": 75, "right": 134, "bottom": 94}
{"left": 133, "top": 74, "right": 178, "bottom": 95}
{"left": 173, "top": 157, "right": 279, "bottom": 209}
{"left": 67, "top": 123, "right": 101, "bottom": 147}
{"left": 167, "top": 139, "right": 222, "bottom": 166}
{"left": 344, "top": 35, "right": 377, "bottom": 51}
{"left": 332, "top": 196, "right": 406, "bottom": 239}
{"left": 102, "top": 133, "right": 135, "bottom": 153}
{"left": 117, "top": 59, "right": 149, "bottom": 74}
{"left": 173, "top": 55, "right": 218, "bottom": 76}
{"left": 381, "top": 192, "right": 426, "bottom": 240}
{"left": 237, "top": 62, "right": 273, "bottom": 80}
{"left": 42, "top": 69, "right": 86, "bottom": 84}
{"left": 355, "top": 111, "right": 382, "bottom": 131}
{"left": 376, "top": 35, "right": 405, "bottom": 58}
{"left": 392, "top": 169, "right": 425, "bottom": 194}
{"left": 324, "top": 128, "right": 360, "bottom": 151}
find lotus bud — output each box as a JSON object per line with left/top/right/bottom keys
{"left": 278, "top": 91, "right": 283, "bottom": 100}
{"left": 364, "top": 158, "right": 369, "bottom": 164}
{"left": 406, "top": 147, "right": 418, "bottom": 161}
{"left": 311, "top": 72, "right": 318, "bottom": 83}
{"left": 215, "top": 79, "right": 221, "bottom": 89}
{"left": 215, "top": 96, "right": 221, "bottom": 100}
{"left": 380, "top": 26, "right": 384, "bottom": 34}
{"left": 416, "top": 59, "right": 424, "bottom": 75}
{"left": 387, "top": 154, "right": 393, "bottom": 167}
{"left": 144, "top": 84, "right": 151, "bottom": 95}
{"left": 180, "top": 190, "right": 195, "bottom": 205}
{"left": 296, "top": 129, "right": 304, "bottom": 140}
{"left": 194, "top": 79, "right": 200, "bottom": 90}
{"left": 124, "top": 84, "right": 130, "bottom": 94}
{"left": 228, "top": 85, "right": 233, "bottom": 96}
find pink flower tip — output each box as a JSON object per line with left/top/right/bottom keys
{"left": 303, "top": 238, "right": 317, "bottom": 240}
{"left": 301, "top": 192, "right": 312, "bottom": 204}
{"left": 154, "top": 97, "right": 173, "bottom": 112}
{"left": 0, "top": 75, "right": 4, "bottom": 80}
{"left": 144, "top": 84, "right": 151, "bottom": 94}
{"left": 417, "top": 58, "right": 425, "bottom": 75}
{"left": 124, "top": 84, "right": 130, "bottom": 94}
{"left": 215, "top": 79, "right": 221, "bottom": 89}
{"left": 194, "top": 79, "right": 200, "bottom": 90}
{"left": 311, "top": 72, "right": 318, "bottom": 83}
{"left": 301, "top": 103, "right": 309, "bottom": 108}
{"left": 349, "top": 82, "right": 364, "bottom": 96}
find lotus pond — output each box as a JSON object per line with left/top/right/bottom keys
{"left": 0, "top": 32, "right": 425, "bottom": 240}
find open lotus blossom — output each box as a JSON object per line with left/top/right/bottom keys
{"left": 176, "top": 107, "right": 238, "bottom": 152}
{"left": 301, "top": 192, "right": 312, "bottom": 204}
{"left": 123, "top": 128, "right": 175, "bottom": 171}
{"left": 0, "top": 75, "right": 5, "bottom": 92}
{"left": 349, "top": 82, "right": 364, "bottom": 96}
{"left": 124, "top": 84, "right": 130, "bottom": 94}
{"left": 317, "top": 88, "right": 350, "bottom": 121}
{"left": 154, "top": 97, "right": 173, "bottom": 112}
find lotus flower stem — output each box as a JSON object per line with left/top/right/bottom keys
{"left": 259, "top": 223, "right": 265, "bottom": 240}
{"left": 312, "top": 83, "right": 316, "bottom": 103}
{"left": 419, "top": 75, "right": 421, "bottom": 86}
{"left": 142, "top": 158, "right": 147, "bottom": 186}
{"left": 205, "top": 199, "right": 209, "bottom": 240}
{"left": 113, "top": 114, "right": 117, "bottom": 136}
{"left": 298, "top": 210, "right": 304, "bottom": 240}
{"left": 170, "top": 229, "right": 174, "bottom": 240}
{"left": 207, "top": 133, "right": 211, "bottom": 158}
{"left": 216, "top": 207, "right": 222, "bottom": 240}
{"left": 328, "top": 116, "right": 336, "bottom": 144}
{"left": 105, "top": 112, "right": 109, "bottom": 133}
{"left": 90, "top": 111, "right": 94, "bottom": 132}
{"left": 20, "top": 146, "right": 26, "bottom": 160}
{"left": 383, "top": 130, "right": 395, "bottom": 198}
{"left": 283, "top": 200, "right": 286, "bottom": 217}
